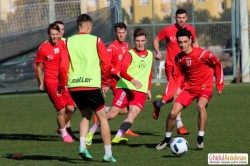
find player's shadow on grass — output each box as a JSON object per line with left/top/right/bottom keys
{"left": 0, "top": 134, "right": 60, "bottom": 141}
{"left": 5, "top": 154, "right": 83, "bottom": 164}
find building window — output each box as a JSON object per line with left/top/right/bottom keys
{"left": 140, "top": 0, "right": 149, "bottom": 5}
{"left": 105, "top": 0, "right": 110, "bottom": 7}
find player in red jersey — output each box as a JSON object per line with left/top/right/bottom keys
{"left": 156, "top": 28, "right": 224, "bottom": 150}
{"left": 87, "top": 23, "right": 138, "bottom": 139}
{"left": 153, "top": 8, "right": 199, "bottom": 135}
{"left": 35, "top": 23, "right": 75, "bottom": 143}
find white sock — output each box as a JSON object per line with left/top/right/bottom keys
{"left": 89, "top": 123, "right": 99, "bottom": 133}
{"left": 104, "top": 144, "right": 112, "bottom": 157}
{"left": 198, "top": 131, "right": 205, "bottom": 137}
{"left": 60, "top": 127, "right": 67, "bottom": 137}
{"left": 176, "top": 117, "right": 183, "bottom": 128}
{"left": 105, "top": 107, "right": 110, "bottom": 113}
{"left": 114, "top": 129, "right": 124, "bottom": 138}
{"left": 165, "top": 132, "right": 172, "bottom": 138}
{"left": 80, "top": 137, "right": 86, "bottom": 149}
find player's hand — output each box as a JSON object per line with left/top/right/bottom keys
{"left": 131, "top": 79, "right": 142, "bottom": 89}
{"left": 117, "top": 72, "right": 121, "bottom": 78}
{"left": 146, "top": 90, "right": 152, "bottom": 101}
{"left": 102, "top": 86, "right": 109, "bottom": 97}
{"left": 155, "top": 52, "right": 162, "bottom": 60}
{"left": 217, "top": 90, "right": 222, "bottom": 95}
{"left": 38, "top": 83, "right": 44, "bottom": 91}
{"left": 161, "top": 100, "right": 166, "bottom": 104}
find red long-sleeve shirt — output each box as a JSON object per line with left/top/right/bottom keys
{"left": 175, "top": 47, "right": 224, "bottom": 92}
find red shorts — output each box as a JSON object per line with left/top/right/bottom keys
{"left": 175, "top": 89, "right": 212, "bottom": 107}
{"left": 45, "top": 80, "right": 75, "bottom": 111}
{"left": 112, "top": 88, "right": 147, "bottom": 111}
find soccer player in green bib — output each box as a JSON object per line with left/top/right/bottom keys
{"left": 108, "top": 27, "right": 153, "bottom": 144}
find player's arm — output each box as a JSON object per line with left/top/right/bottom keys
{"left": 97, "top": 38, "right": 111, "bottom": 95}
{"left": 190, "top": 27, "right": 199, "bottom": 47}
{"left": 153, "top": 36, "right": 162, "bottom": 60}
{"left": 204, "top": 51, "right": 224, "bottom": 94}
{"left": 58, "top": 47, "right": 69, "bottom": 89}
{"left": 36, "top": 62, "right": 44, "bottom": 91}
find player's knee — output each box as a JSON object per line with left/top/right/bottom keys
{"left": 169, "top": 110, "right": 178, "bottom": 120}
{"left": 197, "top": 103, "right": 206, "bottom": 112}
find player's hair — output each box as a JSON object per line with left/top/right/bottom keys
{"left": 47, "top": 23, "right": 60, "bottom": 35}
{"left": 114, "top": 22, "right": 127, "bottom": 31}
{"left": 77, "top": 14, "right": 92, "bottom": 29}
{"left": 176, "top": 28, "right": 192, "bottom": 38}
{"left": 133, "top": 27, "right": 146, "bottom": 40}
{"left": 176, "top": 8, "right": 187, "bottom": 16}
{"left": 53, "top": 20, "right": 64, "bottom": 25}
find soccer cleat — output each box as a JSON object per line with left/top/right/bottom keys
{"left": 66, "top": 127, "right": 79, "bottom": 141}
{"left": 196, "top": 142, "right": 204, "bottom": 150}
{"left": 111, "top": 137, "right": 128, "bottom": 145}
{"left": 86, "top": 132, "right": 94, "bottom": 146}
{"left": 156, "top": 137, "right": 171, "bottom": 150}
{"left": 103, "top": 154, "right": 117, "bottom": 163}
{"left": 123, "top": 129, "right": 139, "bottom": 136}
{"left": 62, "top": 134, "right": 74, "bottom": 143}
{"left": 79, "top": 148, "right": 92, "bottom": 161}
{"left": 56, "top": 128, "right": 61, "bottom": 134}
{"left": 177, "top": 126, "right": 190, "bottom": 135}
{"left": 152, "top": 100, "right": 161, "bottom": 120}
{"left": 93, "top": 114, "right": 99, "bottom": 123}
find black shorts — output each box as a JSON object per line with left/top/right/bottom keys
{"left": 69, "top": 89, "right": 105, "bottom": 111}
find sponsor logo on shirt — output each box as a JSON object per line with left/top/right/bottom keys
{"left": 71, "top": 77, "right": 92, "bottom": 83}
{"left": 170, "top": 36, "right": 176, "bottom": 42}
{"left": 46, "top": 55, "right": 54, "bottom": 61}
{"left": 139, "top": 60, "right": 146, "bottom": 68}
{"left": 54, "top": 48, "right": 59, "bottom": 54}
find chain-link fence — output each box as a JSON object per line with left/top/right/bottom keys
{"left": 0, "top": 0, "right": 249, "bottom": 93}
{"left": 0, "top": 0, "right": 118, "bottom": 93}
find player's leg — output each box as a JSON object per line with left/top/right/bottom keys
{"left": 174, "top": 88, "right": 190, "bottom": 135}
{"left": 112, "top": 105, "right": 140, "bottom": 144}
{"left": 196, "top": 94, "right": 210, "bottom": 150}
{"left": 78, "top": 108, "right": 93, "bottom": 160}
{"left": 63, "top": 89, "right": 79, "bottom": 141}
{"left": 156, "top": 102, "right": 183, "bottom": 150}
{"left": 57, "top": 107, "right": 73, "bottom": 143}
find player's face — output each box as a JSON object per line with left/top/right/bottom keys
{"left": 49, "top": 29, "right": 60, "bottom": 45}
{"left": 57, "top": 24, "right": 64, "bottom": 38}
{"left": 175, "top": 13, "right": 188, "bottom": 28}
{"left": 134, "top": 35, "right": 146, "bottom": 51}
{"left": 115, "top": 28, "right": 127, "bottom": 43}
{"left": 177, "top": 36, "right": 192, "bottom": 53}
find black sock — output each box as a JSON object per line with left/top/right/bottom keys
{"left": 197, "top": 136, "right": 204, "bottom": 144}
{"left": 120, "top": 122, "right": 132, "bottom": 133}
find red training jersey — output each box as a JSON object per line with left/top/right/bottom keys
{"left": 35, "top": 40, "right": 66, "bottom": 82}
{"left": 107, "top": 40, "right": 129, "bottom": 87}
{"left": 157, "top": 24, "right": 197, "bottom": 66}
{"left": 174, "top": 47, "right": 224, "bottom": 92}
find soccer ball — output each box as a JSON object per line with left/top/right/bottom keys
{"left": 170, "top": 137, "right": 188, "bottom": 156}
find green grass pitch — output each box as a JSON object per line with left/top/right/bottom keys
{"left": 0, "top": 83, "right": 249, "bottom": 166}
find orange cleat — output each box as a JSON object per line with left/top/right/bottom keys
{"left": 123, "top": 129, "right": 139, "bottom": 136}
{"left": 177, "top": 126, "right": 190, "bottom": 135}
{"left": 93, "top": 114, "right": 99, "bottom": 123}
{"left": 152, "top": 100, "right": 161, "bottom": 120}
